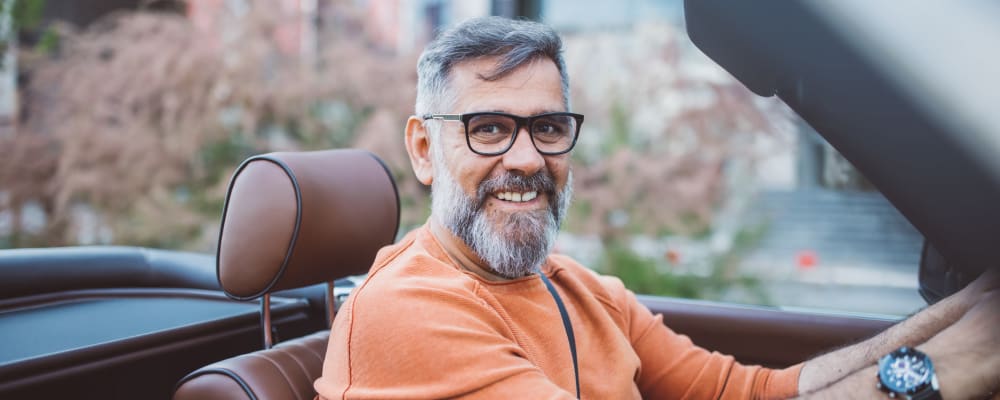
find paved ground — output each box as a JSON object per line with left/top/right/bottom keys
{"left": 734, "top": 189, "right": 927, "bottom": 316}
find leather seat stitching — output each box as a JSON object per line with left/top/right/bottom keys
{"left": 247, "top": 352, "right": 302, "bottom": 399}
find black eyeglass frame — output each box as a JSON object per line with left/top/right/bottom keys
{"left": 423, "top": 111, "right": 585, "bottom": 156}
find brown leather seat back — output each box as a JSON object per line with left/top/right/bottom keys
{"left": 173, "top": 149, "right": 399, "bottom": 400}
{"left": 173, "top": 331, "right": 330, "bottom": 400}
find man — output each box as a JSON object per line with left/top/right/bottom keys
{"left": 315, "top": 16, "right": 1000, "bottom": 399}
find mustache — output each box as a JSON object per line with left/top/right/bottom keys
{"left": 474, "top": 172, "right": 557, "bottom": 207}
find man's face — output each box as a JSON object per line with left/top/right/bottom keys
{"left": 429, "top": 57, "right": 573, "bottom": 278}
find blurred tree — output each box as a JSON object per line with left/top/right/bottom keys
{"left": 1, "top": 5, "right": 791, "bottom": 257}
{"left": 1, "top": 0, "right": 422, "bottom": 249}
{"left": 553, "top": 23, "right": 793, "bottom": 299}
{"left": 562, "top": 22, "right": 792, "bottom": 243}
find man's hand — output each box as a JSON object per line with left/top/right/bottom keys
{"left": 936, "top": 268, "right": 999, "bottom": 324}
{"left": 920, "top": 288, "right": 1000, "bottom": 400}
{"left": 958, "top": 268, "right": 1000, "bottom": 304}
{"left": 798, "top": 268, "right": 1000, "bottom": 395}
{"left": 800, "top": 289, "right": 1000, "bottom": 400}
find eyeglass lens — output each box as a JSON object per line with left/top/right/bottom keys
{"left": 466, "top": 114, "right": 578, "bottom": 154}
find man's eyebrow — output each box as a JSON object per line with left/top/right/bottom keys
{"left": 473, "top": 109, "right": 566, "bottom": 115}
{"left": 534, "top": 109, "right": 566, "bottom": 115}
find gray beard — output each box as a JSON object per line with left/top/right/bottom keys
{"left": 430, "top": 150, "right": 572, "bottom": 279}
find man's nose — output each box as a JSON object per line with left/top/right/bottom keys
{"left": 501, "top": 127, "right": 545, "bottom": 176}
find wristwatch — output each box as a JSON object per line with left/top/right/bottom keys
{"left": 877, "top": 346, "right": 942, "bottom": 400}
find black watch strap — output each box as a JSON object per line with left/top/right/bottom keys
{"left": 912, "top": 389, "right": 942, "bottom": 400}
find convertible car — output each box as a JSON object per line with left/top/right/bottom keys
{"left": 1, "top": 1, "right": 997, "bottom": 399}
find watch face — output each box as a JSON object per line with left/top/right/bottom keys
{"left": 879, "top": 347, "right": 933, "bottom": 394}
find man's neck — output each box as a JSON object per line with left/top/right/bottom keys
{"left": 428, "top": 218, "right": 516, "bottom": 282}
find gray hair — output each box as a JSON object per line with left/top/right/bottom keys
{"left": 415, "top": 16, "right": 570, "bottom": 120}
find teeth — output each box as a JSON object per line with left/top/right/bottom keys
{"left": 495, "top": 191, "right": 538, "bottom": 202}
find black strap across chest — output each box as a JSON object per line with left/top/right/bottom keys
{"left": 538, "top": 273, "right": 580, "bottom": 399}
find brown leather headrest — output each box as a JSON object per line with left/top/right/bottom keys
{"left": 216, "top": 149, "right": 399, "bottom": 300}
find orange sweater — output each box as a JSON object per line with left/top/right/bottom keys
{"left": 315, "top": 226, "right": 801, "bottom": 399}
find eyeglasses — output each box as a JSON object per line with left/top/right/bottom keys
{"left": 423, "top": 111, "right": 584, "bottom": 156}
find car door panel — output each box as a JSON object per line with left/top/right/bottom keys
{"left": 640, "top": 296, "right": 896, "bottom": 368}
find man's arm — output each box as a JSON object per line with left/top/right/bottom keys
{"left": 797, "top": 269, "right": 998, "bottom": 394}
{"left": 796, "top": 287, "right": 968, "bottom": 392}
{"left": 800, "top": 288, "right": 1000, "bottom": 399}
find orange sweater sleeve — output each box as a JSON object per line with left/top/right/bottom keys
{"left": 605, "top": 276, "right": 802, "bottom": 400}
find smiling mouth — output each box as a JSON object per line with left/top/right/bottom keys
{"left": 494, "top": 191, "right": 538, "bottom": 203}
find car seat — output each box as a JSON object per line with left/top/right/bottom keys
{"left": 172, "top": 149, "right": 399, "bottom": 400}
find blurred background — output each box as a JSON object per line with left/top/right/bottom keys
{"left": 0, "top": 0, "right": 924, "bottom": 316}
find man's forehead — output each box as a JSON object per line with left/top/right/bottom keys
{"left": 450, "top": 56, "right": 527, "bottom": 84}
{"left": 448, "top": 57, "right": 564, "bottom": 114}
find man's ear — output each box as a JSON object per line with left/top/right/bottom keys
{"left": 404, "top": 116, "right": 434, "bottom": 186}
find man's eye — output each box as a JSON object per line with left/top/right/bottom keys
{"left": 534, "top": 123, "right": 557, "bottom": 134}
{"left": 533, "top": 122, "right": 567, "bottom": 142}
{"left": 472, "top": 124, "right": 506, "bottom": 135}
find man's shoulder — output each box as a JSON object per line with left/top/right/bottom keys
{"left": 548, "top": 253, "right": 628, "bottom": 290}
{"left": 547, "top": 253, "right": 632, "bottom": 311}
{"left": 346, "top": 227, "right": 485, "bottom": 314}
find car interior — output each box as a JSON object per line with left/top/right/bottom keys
{"left": 0, "top": 149, "right": 400, "bottom": 399}
{"left": 0, "top": 147, "right": 898, "bottom": 400}
{"left": 1, "top": 2, "right": 996, "bottom": 399}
